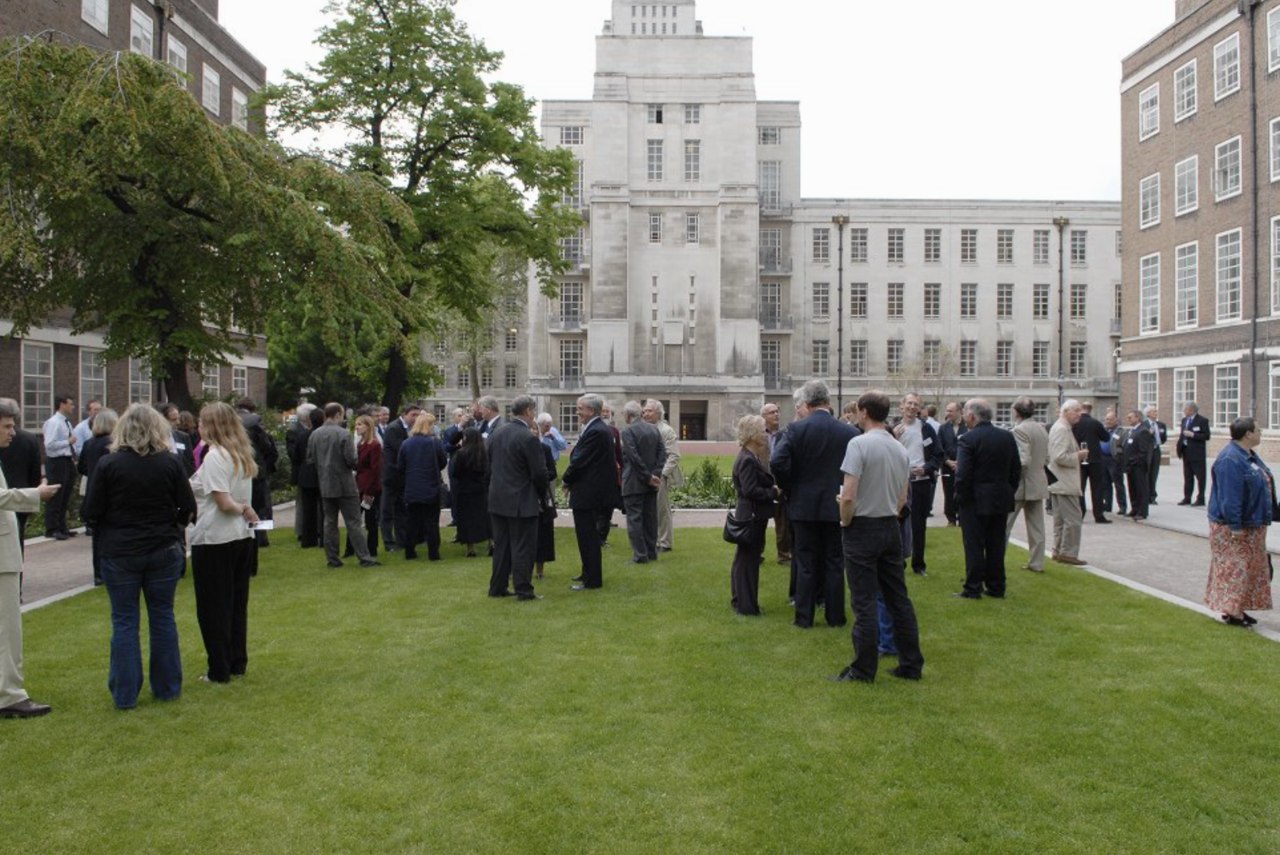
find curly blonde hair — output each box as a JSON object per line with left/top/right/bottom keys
{"left": 199, "top": 401, "right": 258, "bottom": 479}
{"left": 111, "top": 404, "right": 171, "bottom": 456}
{"left": 410, "top": 412, "right": 437, "bottom": 437}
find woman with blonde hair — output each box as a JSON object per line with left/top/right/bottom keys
{"left": 81, "top": 404, "right": 196, "bottom": 709}
{"left": 343, "top": 414, "right": 383, "bottom": 559}
{"left": 729, "top": 414, "right": 779, "bottom": 616}
{"left": 398, "top": 412, "right": 447, "bottom": 561}
{"left": 189, "top": 401, "right": 259, "bottom": 683}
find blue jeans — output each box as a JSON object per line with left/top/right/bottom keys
{"left": 101, "top": 543, "right": 186, "bottom": 709}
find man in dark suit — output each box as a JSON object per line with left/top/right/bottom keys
{"left": 1176, "top": 402, "right": 1211, "bottom": 506}
{"left": 381, "top": 402, "right": 420, "bottom": 551}
{"left": 486, "top": 395, "right": 549, "bottom": 600}
{"left": 595, "top": 402, "right": 625, "bottom": 547}
{"left": 937, "top": 401, "right": 965, "bottom": 526}
{"left": 0, "top": 398, "right": 42, "bottom": 557}
{"left": 1072, "top": 402, "right": 1112, "bottom": 524}
{"left": 772, "top": 380, "right": 858, "bottom": 629}
{"left": 620, "top": 401, "right": 666, "bottom": 564}
{"left": 563, "top": 394, "right": 620, "bottom": 590}
{"left": 1125, "top": 410, "right": 1155, "bottom": 520}
{"left": 1144, "top": 406, "right": 1167, "bottom": 504}
{"left": 954, "top": 399, "right": 1021, "bottom": 599}
{"left": 156, "top": 402, "right": 196, "bottom": 477}
{"left": 476, "top": 396, "right": 504, "bottom": 440}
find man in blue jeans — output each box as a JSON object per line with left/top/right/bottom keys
{"left": 833, "top": 390, "right": 924, "bottom": 683}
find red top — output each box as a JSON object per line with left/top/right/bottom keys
{"left": 356, "top": 440, "right": 383, "bottom": 496}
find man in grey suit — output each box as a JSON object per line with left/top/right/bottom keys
{"left": 487, "top": 395, "right": 549, "bottom": 600}
{"left": 1005, "top": 398, "right": 1050, "bottom": 573}
{"left": 621, "top": 401, "right": 667, "bottom": 564}
{"left": 307, "top": 403, "right": 379, "bottom": 569}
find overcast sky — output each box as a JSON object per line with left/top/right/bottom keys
{"left": 220, "top": 0, "right": 1174, "bottom": 202}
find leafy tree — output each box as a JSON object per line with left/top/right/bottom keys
{"left": 0, "top": 37, "right": 418, "bottom": 411}
{"left": 268, "top": 0, "right": 580, "bottom": 412}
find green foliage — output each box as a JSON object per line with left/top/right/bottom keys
{"left": 670, "top": 457, "right": 737, "bottom": 508}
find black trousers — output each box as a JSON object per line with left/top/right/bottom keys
{"left": 191, "top": 538, "right": 255, "bottom": 683}
{"left": 44, "top": 456, "right": 75, "bottom": 534}
{"left": 844, "top": 517, "right": 923, "bottom": 681}
{"left": 489, "top": 513, "right": 539, "bottom": 598}
{"left": 1182, "top": 454, "right": 1207, "bottom": 502}
{"left": 1148, "top": 450, "right": 1162, "bottom": 500}
{"left": 960, "top": 508, "right": 1009, "bottom": 597}
{"left": 404, "top": 501, "right": 441, "bottom": 560}
{"left": 791, "top": 520, "right": 846, "bottom": 627}
{"left": 1107, "top": 457, "right": 1127, "bottom": 514}
{"left": 1079, "top": 462, "right": 1110, "bottom": 520}
{"left": 296, "top": 486, "right": 323, "bottom": 547}
{"left": 941, "top": 472, "right": 958, "bottom": 524}
{"left": 909, "top": 479, "right": 932, "bottom": 573}
{"left": 573, "top": 509, "right": 604, "bottom": 588}
{"left": 1127, "top": 465, "right": 1150, "bottom": 518}
{"left": 730, "top": 518, "right": 769, "bottom": 616}
{"left": 595, "top": 505, "right": 615, "bottom": 545}
{"left": 250, "top": 477, "right": 272, "bottom": 547}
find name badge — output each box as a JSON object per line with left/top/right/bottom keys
{"left": 1127, "top": 438, "right": 1134, "bottom": 444}
{"left": 923, "top": 438, "right": 933, "bottom": 447}
{"left": 175, "top": 443, "right": 186, "bottom": 450}
{"left": 1192, "top": 427, "right": 1199, "bottom": 432}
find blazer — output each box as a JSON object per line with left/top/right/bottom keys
{"left": 563, "top": 417, "right": 621, "bottom": 511}
{"left": 286, "top": 422, "right": 310, "bottom": 487}
{"left": 307, "top": 422, "right": 360, "bottom": 499}
{"left": 1011, "top": 418, "right": 1050, "bottom": 502}
{"left": 732, "top": 448, "right": 776, "bottom": 522}
{"left": 1125, "top": 423, "right": 1155, "bottom": 474}
{"left": 77, "top": 434, "right": 113, "bottom": 483}
{"left": 621, "top": 420, "right": 666, "bottom": 497}
{"left": 1072, "top": 414, "right": 1109, "bottom": 469}
{"left": 1047, "top": 418, "right": 1082, "bottom": 497}
{"left": 355, "top": 440, "right": 382, "bottom": 496}
{"left": 0, "top": 465, "right": 40, "bottom": 575}
{"left": 171, "top": 428, "right": 197, "bottom": 478}
{"left": 656, "top": 420, "right": 685, "bottom": 487}
{"left": 487, "top": 418, "right": 549, "bottom": 518}
{"left": 0, "top": 429, "right": 41, "bottom": 490}
{"left": 938, "top": 421, "right": 966, "bottom": 469}
{"left": 1109, "top": 425, "right": 1131, "bottom": 466}
{"left": 382, "top": 418, "right": 412, "bottom": 489}
{"left": 771, "top": 409, "right": 859, "bottom": 523}
{"left": 955, "top": 421, "right": 1021, "bottom": 515}
{"left": 1176, "top": 413, "right": 1211, "bottom": 462}
{"left": 398, "top": 435, "right": 448, "bottom": 505}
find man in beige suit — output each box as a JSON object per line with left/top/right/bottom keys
{"left": 0, "top": 399, "right": 60, "bottom": 718}
{"left": 644, "top": 400, "right": 684, "bottom": 552}
{"left": 1006, "top": 398, "right": 1050, "bottom": 572}
{"left": 1048, "top": 399, "right": 1088, "bottom": 566}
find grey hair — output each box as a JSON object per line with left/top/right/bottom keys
{"left": 1144, "top": 405, "right": 1158, "bottom": 416}
{"left": 1012, "top": 397, "right": 1035, "bottom": 419}
{"left": 792, "top": 388, "right": 805, "bottom": 409}
{"left": 623, "top": 400, "right": 643, "bottom": 421}
{"left": 92, "top": 408, "right": 119, "bottom": 437}
{"left": 1061, "top": 398, "right": 1082, "bottom": 416}
{"left": 0, "top": 399, "right": 17, "bottom": 421}
{"left": 964, "top": 398, "right": 993, "bottom": 423}
{"left": 296, "top": 403, "right": 317, "bottom": 422}
{"left": 578, "top": 394, "right": 604, "bottom": 416}
{"left": 478, "top": 395, "right": 500, "bottom": 414}
{"left": 644, "top": 399, "right": 666, "bottom": 419}
{"left": 111, "top": 403, "right": 173, "bottom": 456}
{"left": 510, "top": 395, "right": 536, "bottom": 418}
{"left": 536, "top": 412, "right": 553, "bottom": 427}
{"left": 799, "top": 380, "right": 830, "bottom": 407}
{"left": 1185, "top": 401, "right": 1199, "bottom": 414}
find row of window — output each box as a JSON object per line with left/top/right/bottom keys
{"left": 1138, "top": 136, "right": 1243, "bottom": 230}
{"left": 1138, "top": 227, "right": 1243, "bottom": 333}
{"left": 1137, "top": 26, "right": 1249, "bottom": 141}
{"left": 1134, "top": 365, "right": 1248, "bottom": 430}
{"left": 784, "top": 281, "right": 1104, "bottom": 322}
{"left": 631, "top": 21, "right": 678, "bottom": 35}
{"left": 450, "top": 364, "right": 522, "bottom": 391}
{"left": 802, "top": 226, "right": 1109, "bottom": 266}
{"left": 778, "top": 338, "right": 1087, "bottom": 380}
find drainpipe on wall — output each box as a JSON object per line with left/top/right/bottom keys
{"left": 1244, "top": 0, "right": 1261, "bottom": 413}
{"left": 1053, "top": 216, "right": 1070, "bottom": 408}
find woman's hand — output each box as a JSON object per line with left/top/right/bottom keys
{"left": 242, "top": 504, "right": 260, "bottom": 525}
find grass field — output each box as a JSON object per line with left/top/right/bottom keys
{"left": 6, "top": 526, "right": 1280, "bottom": 853}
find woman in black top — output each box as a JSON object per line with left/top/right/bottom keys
{"left": 450, "top": 428, "right": 491, "bottom": 557}
{"left": 730, "top": 415, "right": 778, "bottom": 616}
{"left": 534, "top": 428, "right": 558, "bottom": 580}
{"left": 77, "top": 408, "right": 117, "bottom": 586}
{"left": 81, "top": 404, "right": 196, "bottom": 710}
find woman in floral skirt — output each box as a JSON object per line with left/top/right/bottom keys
{"left": 1206, "top": 417, "right": 1273, "bottom": 627}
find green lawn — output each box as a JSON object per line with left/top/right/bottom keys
{"left": 6, "top": 527, "right": 1280, "bottom": 853}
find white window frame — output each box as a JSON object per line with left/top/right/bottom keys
{"left": 22, "top": 341, "right": 54, "bottom": 431}
{"left": 129, "top": 4, "right": 153, "bottom": 57}
{"left": 1175, "top": 241, "right": 1199, "bottom": 330}
{"left": 560, "top": 126, "right": 583, "bottom": 146}
{"left": 887, "top": 228, "right": 904, "bottom": 263}
{"left": 202, "top": 65, "right": 221, "bottom": 116}
{"left": 812, "top": 340, "right": 829, "bottom": 376}
{"left": 813, "top": 228, "right": 830, "bottom": 263}
{"left": 887, "top": 283, "right": 904, "bottom": 319}
{"left": 996, "top": 341, "right": 1014, "bottom": 377}
{"left": 1071, "top": 230, "right": 1088, "bottom": 266}
{"left": 1272, "top": 362, "right": 1280, "bottom": 430}
{"left": 646, "top": 139, "right": 663, "bottom": 182}
{"left": 960, "top": 283, "right": 978, "bottom": 319}
{"left": 685, "top": 212, "right": 700, "bottom": 245}
{"left": 166, "top": 36, "right": 188, "bottom": 76}
{"left": 683, "top": 139, "right": 700, "bottom": 182}
{"left": 1138, "top": 83, "right": 1160, "bottom": 141}
{"left": 1174, "top": 59, "right": 1197, "bottom": 122}
{"left": 1214, "top": 32, "right": 1241, "bottom": 102}
{"left": 997, "top": 229, "right": 1014, "bottom": 264}
{"left": 1174, "top": 368, "right": 1197, "bottom": 418}
{"left": 1271, "top": 7, "right": 1280, "bottom": 73}
{"left": 1215, "top": 136, "right": 1242, "bottom": 201}
{"left": 1217, "top": 228, "right": 1243, "bottom": 322}
{"left": 232, "top": 366, "right": 249, "bottom": 398}
{"left": 648, "top": 212, "right": 662, "bottom": 244}
{"left": 1271, "top": 117, "right": 1280, "bottom": 183}
{"left": 1069, "top": 342, "right": 1087, "bottom": 378}
{"left": 1273, "top": 215, "right": 1280, "bottom": 315}
{"left": 1214, "top": 364, "right": 1240, "bottom": 429}
{"left": 1032, "top": 342, "right": 1049, "bottom": 378}
{"left": 850, "top": 228, "right": 868, "bottom": 263}
{"left": 1138, "top": 371, "right": 1159, "bottom": 414}
{"left": 849, "top": 283, "right": 868, "bottom": 319}
{"left": 82, "top": 0, "right": 109, "bottom": 35}
{"left": 129, "top": 358, "right": 152, "bottom": 404}
{"left": 684, "top": 104, "right": 700, "bottom": 124}
{"left": 1033, "top": 230, "right": 1050, "bottom": 265}
{"left": 923, "top": 282, "right": 941, "bottom": 319}
{"left": 1139, "top": 252, "right": 1160, "bottom": 334}
{"left": 959, "top": 341, "right": 977, "bottom": 377}
{"left": 1033, "top": 283, "right": 1050, "bottom": 320}
{"left": 1070, "top": 283, "right": 1088, "bottom": 321}
{"left": 997, "top": 283, "right": 1014, "bottom": 319}
{"left": 849, "top": 340, "right": 868, "bottom": 377}
{"left": 202, "top": 365, "right": 220, "bottom": 397}
{"left": 758, "top": 127, "right": 780, "bottom": 145}
{"left": 758, "top": 161, "right": 780, "bottom": 210}
{"left": 1175, "top": 155, "right": 1198, "bottom": 216}
{"left": 961, "top": 229, "right": 978, "bottom": 263}
{"left": 231, "top": 88, "right": 248, "bottom": 131}
{"left": 79, "top": 348, "right": 107, "bottom": 409}
{"left": 1139, "top": 172, "right": 1161, "bottom": 229}
{"left": 812, "top": 282, "right": 830, "bottom": 320}
{"left": 647, "top": 103, "right": 664, "bottom": 124}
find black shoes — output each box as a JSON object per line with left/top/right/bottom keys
{"left": 359, "top": 559, "right": 381, "bottom": 568}
{"left": 1178, "top": 499, "right": 1191, "bottom": 506}
{"left": 629, "top": 557, "right": 648, "bottom": 564}
{"left": 889, "top": 666, "right": 922, "bottom": 681}
{"left": 517, "top": 594, "right": 543, "bottom": 601}
{"left": 952, "top": 591, "right": 981, "bottom": 600}
{"left": 326, "top": 559, "right": 343, "bottom": 568}
{"left": 1193, "top": 499, "right": 1206, "bottom": 507}
{"left": 572, "top": 575, "right": 584, "bottom": 582}
{"left": 1095, "top": 518, "right": 1112, "bottom": 524}
{"left": 489, "top": 590, "right": 513, "bottom": 598}
{"left": 0, "top": 698, "right": 52, "bottom": 718}
{"left": 830, "top": 665, "right": 872, "bottom": 683}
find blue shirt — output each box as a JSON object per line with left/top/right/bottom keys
{"left": 541, "top": 427, "right": 568, "bottom": 461}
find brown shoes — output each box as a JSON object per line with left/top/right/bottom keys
{"left": 1052, "top": 554, "right": 1087, "bottom": 566}
{"left": 0, "top": 698, "right": 52, "bottom": 719}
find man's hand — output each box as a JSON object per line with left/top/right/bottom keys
{"left": 37, "top": 483, "right": 61, "bottom": 501}
{"left": 892, "top": 423, "right": 906, "bottom": 439}
{"left": 910, "top": 466, "right": 925, "bottom": 478}
{"left": 946, "top": 459, "right": 957, "bottom": 471}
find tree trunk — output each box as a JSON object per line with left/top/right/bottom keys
{"left": 382, "top": 345, "right": 409, "bottom": 415}
{"left": 161, "top": 355, "right": 195, "bottom": 411}
{"left": 469, "top": 350, "right": 481, "bottom": 402}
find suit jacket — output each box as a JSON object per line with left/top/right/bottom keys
{"left": 286, "top": 422, "right": 310, "bottom": 487}
{"left": 1109, "top": 425, "right": 1131, "bottom": 466}
{"left": 771, "top": 409, "right": 859, "bottom": 523}
{"left": 171, "top": 428, "right": 197, "bottom": 478}
{"left": 0, "top": 464, "right": 40, "bottom": 575}
{"left": 478, "top": 416, "right": 505, "bottom": 440}
{"left": 621, "top": 420, "right": 666, "bottom": 496}
{"left": 955, "top": 421, "right": 1021, "bottom": 515}
{"left": 656, "top": 420, "right": 685, "bottom": 487}
{"left": 732, "top": 448, "right": 776, "bottom": 522}
{"left": 1126, "top": 423, "right": 1155, "bottom": 473}
{"left": 1072, "top": 413, "right": 1109, "bottom": 470}
{"left": 563, "top": 417, "right": 620, "bottom": 511}
{"left": 938, "top": 421, "right": 967, "bottom": 472}
{"left": 1047, "top": 418, "right": 1082, "bottom": 497}
{"left": 487, "top": 418, "right": 549, "bottom": 518}
{"left": 0, "top": 429, "right": 42, "bottom": 490}
{"left": 307, "top": 422, "right": 360, "bottom": 498}
{"left": 398, "top": 435, "right": 448, "bottom": 504}
{"left": 1011, "top": 418, "right": 1050, "bottom": 501}
{"left": 1176, "top": 413, "right": 1211, "bottom": 461}
{"left": 382, "top": 418, "right": 412, "bottom": 489}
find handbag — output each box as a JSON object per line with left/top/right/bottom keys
{"left": 722, "top": 510, "right": 753, "bottom": 545}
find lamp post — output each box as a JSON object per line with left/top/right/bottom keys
{"left": 1053, "top": 216, "right": 1070, "bottom": 408}
{"left": 832, "top": 214, "right": 848, "bottom": 414}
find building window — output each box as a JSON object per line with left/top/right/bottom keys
{"left": 1139, "top": 173, "right": 1160, "bottom": 229}
{"left": 812, "top": 282, "right": 830, "bottom": 319}
{"left": 959, "top": 341, "right": 977, "bottom": 377}
{"left": 923, "top": 339, "right": 941, "bottom": 374}
{"left": 480, "top": 366, "right": 493, "bottom": 389}
{"left": 887, "top": 283, "right": 904, "bottom": 319}
{"left": 760, "top": 282, "right": 782, "bottom": 325}
{"left": 759, "top": 126, "right": 780, "bottom": 145}
{"left": 559, "top": 339, "right": 584, "bottom": 380}
{"left": 1272, "top": 118, "right": 1280, "bottom": 183}
{"left": 887, "top": 339, "right": 904, "bottom": 374}
{"left": 1138, "top": 83, "right": 1159, "bottom": 140}
{"left": 1070, "top": 230, "right": 1087, "bottom": 265}
{"left": 1033, "top": 283, "right": 1050, "bottom": 320}
{"left": 82, "top": 0, "right": 109, "bottom": 35}
{"left": 1270, "top": 7, "right": 1280, "bottom": 73}
{"left": 560, "top": 126, "right": 583, "bottom": 146}
{"left": 503, "top": 365, "right": 517, "bottom": 390}
{"left": 761, "top": 340, "right": 781, "bottom": 381}
{"left": 1215, "top": 136, "right": 1242, "bottom": 200}
{"left": 684, "top": 104, "right": 700, "bottom": 124}
{"left": 649, "top": 213, "right": 662, "bottom": 244}
{"left": 887, "top": 228, "right": 904, "bottom": 263}
{"left": 456, "top": 365, "right": 470, "bottom": 389}
{"left": 759, "top": 161, "right": 780, "bottom": 210}
{"left": 684, "top": 140, "right": 700, "bottom": 182}
{"left": 1116, "top": 231, "right": 1123, "bottom": 256}
{"left": 1214, "top": 364, "right": 1240, "bottom": 428}
{"left": 167, "top": 37, "right": 187, "bottom": 76}
{"left": 79, "top": 349, "right": 106, "bottom": 409}
{"left": 202, "top": 65, "right": 221, "bottom": 115}
{"left": 1214, "top": 32, "right": 1241, "bottom": 101}
{"left": 1070, "top": 283, "right": 1087, "bottom": 320}
{"left": 560, "top": 229, "right": 584, "bottom": 261}
{"left": 812, "top": 340, "right": 829, "bottom": 376}
{"left": 129, "top": 358, "right": 152, "bottom": 404}
{"left": 997, "top": 229, "right": 1014, "bottom": 264}
{"left": 1174, "top": 368, "right": 1197, "bottom": 415}
{"left": 924, "top": 228, "right": 941, "bottom": 263}
{"left": 759, "top": 228, "right": 781, "bottom": 269}
{"left": 646, "top": 140, "right": 663, "bottom": 181}
{"left": 559, "top": 401, "right": 579, "bottom": 434}
{"left": 997, "top": 283, "right": 1014, "bottom": 319}
{"left": 1217, "top": 228, "right": 1242, "bottom": 322}
{"left": 232, "top": 366, "right": 248, "bottom": 397}
{"left": 849, "top": 340, "right": 868, "bottom": 376}
{"left": 850, "top": 228, "right": 868, "bottom": 263}
{"left": 813, "top": 228, "right": 830, "bottom": 263}
{"left": 961, "top": 229, "right": 978, "bottom": 263}
{"left": 1069, "top": 342, "right": 1087, "bottom": 378}
{"left": 130, "top": 4, "right": 153, "bottom": 57}
{"left": 996, "top": 341, "right": 1013, "bottom": 377}
{"left": 1273, "top": 217, "right": 1280, "bottom": 315}
{"left": 231, "top": 88, "right": 248, "bottom": 131}
{"left": 1115, "top": 281, "right": 1124, "bottom": 324}
{"left": 559, "top": 281, "right": 583, "bottom": 320}
{"left": 960, "top": 283, "right": 978, "bottom": 319}
{"left": 1174, "top": 59, "right": 1197, "bottom": 121}
{"left": 1033, "top": 229, "right": 1050, "bottom": 265}
{"left": 647, "top": 103, "right": 664, "bottom": 124}
{"left": 1175, "top": 241, "right": 1199, "bottom": 330}
{"left": 685, "top": 212, "right": 700, "bottom": 244}
{"left": 1138, "top": 371, "right": 1159, "bottom": 413}
{"left": 1032, "top": 341, "right": 1049, "bottom": 378}
{"left": 923, "top": 282, "right": 941, "bottom": 319}
{"left": 1034, "top": 402, "right": 1051, "bottom": 423}
{"left": 21, "top": 343, "right": 53, "bottom": 431}
{"left": 202, "top": 364, "right": 220, "bottom": 397}
{"left": 1140, "top": 253, "right": 1160, "bottom": 334}
{"left": 1175, "top": 155, "right": 1198, "bottom": 215}
{"left": 848, "top": 283, "right": 867, "bottom": 318}
{"left": 505, "top": 330, "right": 518, "bottom": 352}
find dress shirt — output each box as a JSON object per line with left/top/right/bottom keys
{"left": 42, "top": 413, "right": 75, "bottom": 458}
{"left": 72, "top": 418, "right": 94, "bottom": 449}
{"left": 541, "top": 426, "right": 569, "bottom": 460}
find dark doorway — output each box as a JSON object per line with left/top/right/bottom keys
{"left": 679, "top": 416, "right": 706, "bottom": 441}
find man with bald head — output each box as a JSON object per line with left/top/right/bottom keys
{"left": 1047, "top": 399, "right": 1089, "bottom": 566}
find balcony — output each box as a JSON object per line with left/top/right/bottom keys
{"left": 759, "top": 251, "right": 793, "bottom": 274}
{"left": 759, "top": 312, "right": 794, "bottom": 332}
{"left": 548, "top": 314, "right": 587, "bottom": 332}
{"left": 759, "top": 201, "right": 794, "bottom": 219}
{"left": 548, "top": 375, "right": 585, "bottom": 391}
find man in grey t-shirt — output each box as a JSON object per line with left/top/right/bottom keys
{"left": 833, "top": 390, "right": 924, "bottom": 684}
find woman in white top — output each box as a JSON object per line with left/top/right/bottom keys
{"left": 189, "top": 402, "right": 259, "bottom": 684}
